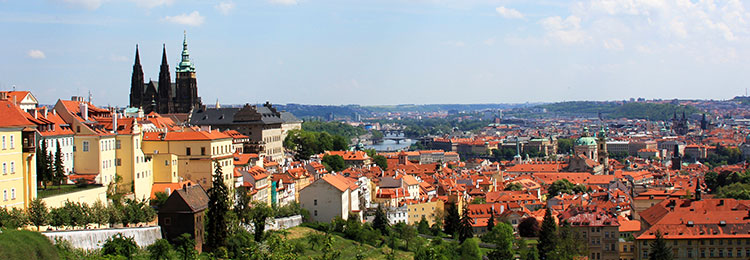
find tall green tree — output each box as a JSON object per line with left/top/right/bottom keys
{"left": 102, "top": 233, "right": 138, "bottom": 259}
{"left": 417, "top": 216, "right": 430, "bottom": 235}
{"left": 548, "top": 223, "right": 587, "bottom": 260}
{"left": 486, "top": 209, "right": 495, "bottom": 231}
{"left": 458, "top": 205, "right": 474, "bottom": 242}
{"left": 147, "top": 238, "right": 173, "bottom": 260}
{"left": 444, "top": 203, "right": 460, "bottom": 237}
{"left": 52, "top": 141, "right": 65, "bottom": 187}
{"left": 175, "top": 233, "right": 197, "bottom": 260}
{"left": 36, "top": 140, "right": 51, "bottom": 189}
{"left": 206, "top": 160, "right": 230, "bottom": 251}
{"left": 649, "top": 230, "right": 674, "bottom": 260}
{"left": 458, "top": 238, "right": 482, "bottom": 260}
{"left": 373, "top": 205, "right": 389, "bottom": 235}
{"left": 538, "top": 208, "right": 557, "bottom": 260}
{"left": 27, "top": 198, "right": 48, "bottom": 231}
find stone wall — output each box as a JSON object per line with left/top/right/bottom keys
{"left": 43, "top": 226, "right": 161, "bottom": 250}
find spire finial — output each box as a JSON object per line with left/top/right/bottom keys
{"left": 134, "top": 44, "right": 141, "bottom": 65}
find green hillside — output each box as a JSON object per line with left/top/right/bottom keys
{"left": 0, "top": 229, "right": 59, "bottom": 260}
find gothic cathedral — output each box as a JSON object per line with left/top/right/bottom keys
{"left": 130, "top": 32, "right": 202, "bottom": 114}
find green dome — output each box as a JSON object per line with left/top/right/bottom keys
{"left": 575, "top": 136, "right": 597, "bottom": 146}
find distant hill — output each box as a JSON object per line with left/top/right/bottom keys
{"left": 272, "top": 103, "right": 536, "bottom": 120}
{"left": 534, "top": 101, "right": 700, "bottom": 121}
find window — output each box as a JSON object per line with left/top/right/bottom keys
{"left": 9, "top": 135, "right": 13, "bottom": 148}
{"left": 76, "top": 126, "right": 80, "bottom": 133}
{"left": 314, "top": 210, "right": 318, "bottom": 216}
{"left": 116, "top": 158, "right": 121, "bottom": 166}
{"left": 186, "top": 147, "right": 191, "bottom": 155}
{"left": 2, "top": 163, "right": 6, "bottom": 174}
{"left": 10, "top": 189, "right": 14, "bottom": 199}
{"left": 9, "top": 162, "right": 14, "bottom": 173}
{"left": 201, "top": 147, "right": 206, "bottom": 155}
{"left": 116, "top": 140, "right": 121, "bottom": 149}
{"left": 164, "top": 217, "right": 171, "bottom": 225}
{"left": 314, "top": 199, "right": 317, "bottom": 206}
{"left": 2, "top": 136, "right": 5, "bottom": 149}
{"left": 165, "top": 160, "right": 169, "bottom": 166}
{"left": 687, "top": 248, "right": 693, "bottom": 258}
{"left": 2, "top": 190, "right": 6, "bottom": 201}
{"left": 82, "top": 141, "right": 89, "bottom": 152}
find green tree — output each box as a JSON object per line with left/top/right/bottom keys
{"left": 36, "top": 140, "right": 51, "bottom": 190}
{"left": 27, "top": 198, "right": 48, "bottom": 231}
{"left": 547, "top": 179, "right": 586, "bottom": 197}
{"left": 249, "top": 201, "right": 275, "bottom": 242}
{"left": 557, "top": 138, "right": 574, "bottom": 154}
{"left": 520, "top": 239, "right": 540, "bottom": 260}
{"left": 207, "top": 159, "right": 230, "bottom": 251}
{"left": 53, "top": 140, "right": 65, "bottom": 187}
{"left": 0, "top": 207, "right": 28, "bottom": 229}
{"left": 417, "top": 216, "right": 430, "bottom": 234}
{"left": 322, "top": 154, "right": 346, "bottom": 172}
{"left": 649, "top": 230, "right": 674, "bottom": 260}
{"left": 484, "top": 222, "right": 515, "bottom": 260}
{"left": 458, "top": 205, "right": 474, "bottom": 242}
{"left": 316, "top": 234, "right": 342, "bottom": 260}
{"left": 486, "top": 210, "right": 495, "bottom": 231}
{"left": 458, "top": 238, "right": 482, "bottom": 260}
{"left": 152, "top": 192, "right": 169, "bottom": 209}
{"left": 444, "top": 203, "right": 460, "bottom": 238}
{"left": 538, "top": 208, "right": 557, "bottom": 260}
{"left": 548, "top": 223, "right": 587, "bottom": 260}
{"left": 147, "top": 238, "right": 172, "bottom": 260}
{"left": 90, "top": 200, "right": 109, "bottom": 227}
{"left": 373, "top": 205, "right": 389, "bottom": 235}
{"left": 234, "top": 186, "right": 252, "bottom": 224}
{"left": 175, "top": 233, "right": 197, "bottom": 260}
{"left": 48, "top": 207, "right": 69, "bottom": 229}
{"left": 372, "top": 155, "right": 388, "bottom": 171}
{"left": 102, "top": 233, "right": 138, "bottom": 259}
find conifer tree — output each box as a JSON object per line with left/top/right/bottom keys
{"left": 537, "top": 208, "right": 557, "bottom": 260}
{"left": 458, "top": 205, "right": 474, "bottom": 242}
{"left": 486, "top": 209, "right": 495, "bottom": 231}
{"left": 444, "top": 202, "right": 460, "bottom": 237}
{"left": 36, "top": 140, "right": 51, "bottom": 189}
{"left": 207, "top": 160, "right": 229, "bottom": 251}
{"left": 373, "top": 204, "right": 389, "bottom": 235}
{"left": 649, "top": 230, "right": 674, "bottom": 260}
{"left": 53, "top": 140, "right": 65, "bottom": 186}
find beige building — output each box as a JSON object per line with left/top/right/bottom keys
{"left": 0, "top": 98, "right": 37, "bottom": 209}
{"left": 142, "top": 130, "right": 234, "bottom": 191}
{"left": 406, "top": 198, "right": 444, "bottom": 225}
{"left": 54, "top": 97, "right": 118, "bottom": 187}
{"left": 299, "top": 174, "right": 361, "bottom": 223}
{"left": 104, "top": 116, "right": 154, "bottom": 201}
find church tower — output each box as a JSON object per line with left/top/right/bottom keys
{"left": 597, "top": 126, "right": 609, "bottom": 174}
{"left": 130, "top": 45, "right": 144, "bottom": 108}
{"left": 175, "top": 31, "right": 201, "bottom": 113}
{"left": 158, "top": 44, "right": 173, "bottom": 114}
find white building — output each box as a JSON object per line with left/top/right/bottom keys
{"left": 299, "top": 174, "right": 362, "bottom": 223}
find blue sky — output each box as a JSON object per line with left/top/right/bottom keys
{"left": 1, "top": 0, "right": 749, "bottom": 106}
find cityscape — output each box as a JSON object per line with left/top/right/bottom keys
{"left": 3, "top": 1, "right": 750, "bottom": 260}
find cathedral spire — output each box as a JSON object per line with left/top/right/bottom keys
{"left": 130, "top": 44, "right": 145, "bottom": 108}
{"left": 161, "top": 43, "right": 168, "bottom": 65}
{"left": 134, "top": 44, "right": 141, "bottom": 66}
{"left": 177, "top": 31, "right": 195, "bottom": 73}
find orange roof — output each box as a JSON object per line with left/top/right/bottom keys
{"left": 151, "top": 181, "right": 194, "bottom": 199}
{"left": 0, "top": 100, "right": 34, "bottom": 128}
{"left": 324, "top": 151, "right": 369, "bottom": 161}
{"left": 322, "top": 174, "right": 356, "bottom": 192}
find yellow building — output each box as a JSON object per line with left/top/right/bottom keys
{"left": 0, "top": 98, "right": 37, "bottom": 209}
{"left": 142, "top": 130, "right": 234, "bottom": 191}
{"left": 103, "top": 116, "right": 154, "bottom": 201}
{"left": 54, "top": 98, "right": 117, "bottom": 186}
{"left": 151, "top": 153, "right": 179, "bottom": 183}
{"left": 406, "top": 198, "right": 444, "bottom": 225}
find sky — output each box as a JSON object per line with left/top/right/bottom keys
{"left": 1, "top": 0, "right": 750, "bottom": 106}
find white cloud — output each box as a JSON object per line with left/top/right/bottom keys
{"left": 269, "top": 0, "right": 297, "bottom": 6}
{"left": 602, "top": 38, "right": 624, "bottom": 51}
{"left": 28, "top": 50, "right": 46, "bottom": 59}
{"left": 162, "top": 11, "right": 205, "bottom": 26}
{"left": 538, "top": 0, "right": 750, "bottom": 61}
{"left": 129, "top": 0, "right": 174, "bottom": 9}
{"left": 495, "top": 6, "right": 524, "bottom": 19}
{"left": 58, "top": 0, "right": 105, "bottom": 10}
{"left": 540, "top": 15, "right": 587, "bottom": 44}
{"left": 215, "top": 1, "right": 235, "bottom": 15}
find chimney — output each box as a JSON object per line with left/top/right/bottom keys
{"left": 0, "top": 92, "right": 6, "bottom": 100}
{"left": 80, "top": 102, "right": 88, "bottom": 121}
{"left": 112, "top": 112, "right": 118, "bottom": 134}
{"left": 32, "top": 109, "right": 38, "bottom": 119}
{"left": 43, "top": 107, "right": 48, "bottom": 117}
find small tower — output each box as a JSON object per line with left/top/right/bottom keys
{"left": 700, "top": 113, "right": 708, "bottom": 130}
{"left": 694, "top": 179, "right": 702, "bottom": 201}
{"left": 671, "top": 144, "right": 682, "bottom": 171}
{"left": 158, "top": 44, "right": 173, "bottom": 114}
{"left": 596, "top": 126, "right": 609, "bottom": 174}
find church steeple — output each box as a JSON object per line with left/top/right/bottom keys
{"left": 158, "top": 43, "right": 173, "bottom": 114}
{"left": 130, "top": 44, "right": 144, "bottom": 108}
{"left": 176, "top": 31, "right": 195, "bottom": 73}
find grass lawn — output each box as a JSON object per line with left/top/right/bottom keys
{"left": 0, "top": 228, "right": 59, "bottom": 260}
{"left": 37, "top": 184, "right": 101, "bottom": 198}
{"left": 286, "top": 227, "right": 414, "bottom": 260}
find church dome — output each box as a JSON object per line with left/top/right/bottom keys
{"left": 575, "top": 136, "right": 597, "bottom": 146}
